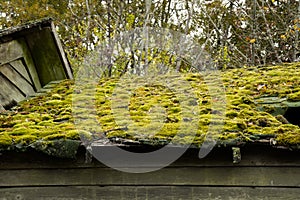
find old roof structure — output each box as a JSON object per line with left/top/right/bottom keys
{"left": 1, "top": 62, "right": 300, "bottom": 159}
{"left": 0, "top": 18, "right": 73, "bottom": 110}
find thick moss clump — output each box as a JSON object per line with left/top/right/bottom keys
{"left": 0, "top": 80, "right": 80, "bottom": 157}
{"left": 1, "top": 63, "right": 300, "bottom": 154}
{"left": 0, "top": 132, "right": 12, "bottom": 150}
{"left": 31, "top": 139, "right": 81, "bottom": 158}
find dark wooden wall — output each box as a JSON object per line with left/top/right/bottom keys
{"left": 0, "top": 146, "right": 299, "bottom": 200}
{"left": 0, "top": 38, "right": 41, "bottom": 108}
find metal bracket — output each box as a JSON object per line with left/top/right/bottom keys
{"left": 232, "top": 147, "right": 241, "bottom": 164}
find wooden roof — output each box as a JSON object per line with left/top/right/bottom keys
{"left": 0, "top": 18, "right": 73, "bottom": 110}
{"left": 1, "top": 63, "right": 300, "bottom": 158}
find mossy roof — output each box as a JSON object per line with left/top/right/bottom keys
{"left": 1, "top": 63, "right": 300, "bottom": 158}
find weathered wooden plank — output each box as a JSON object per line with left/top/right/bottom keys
{"left": 25, "top": 27, "right": 67, "bottom": 86}
{"left": 0, "top": 64, "right": 35, "bottom": 95}
{"left": 0, "top": 104, "right": 4, "bottom": 111}
{"left": 16, "top": 37, "right": 42, "bottom": 91}
{"left": 0, "top": 37, "right": 42, "bottom": 109}
{"left": 0, "top": 40, "right": 23, "bottom": 65}
{"left": 50, "top": 21, "right": 73, "bottom": 80}
{"left": 9, "top": 59, "right": 32, "bottom": 83}
{"left": 0, "top": 75, "right": 25, "bottom": 108}
{"left": 0, "top": 186, "right": 299, "bottom": 200}
{"left": 0, "top": 166, "right": 299, "bottom": 187}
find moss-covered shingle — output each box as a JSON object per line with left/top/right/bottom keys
{"left": 1, "top": 62, "right": 300, "bottom": 156}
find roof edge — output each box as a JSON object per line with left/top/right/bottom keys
{"left": 0, "top": 17, "right": 53, "bottom": 41}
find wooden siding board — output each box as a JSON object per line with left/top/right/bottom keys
{"left": 0, "top": 38, "right": 42, "bottom": 91}
{"left": 17, "top": 37, "right": 41, "bottom": 91}
{"left": 0, "top": 75, "right": 25, "bottom": 107}
{"left": 0, "top": 167, "right": 299, "bottom": 187}
{"left": 0, "top": 64, "right": 35, "bottom": 95}
{"left": 9, "top": 59, "right": 32, "bottom": 84}
{"left": 0, "top": 40, "right": 23, "bottom": 65}
{"left": 25, "top": 27, "right": 67, "bottom": 86}
{"left": 0, "top": 37, "right": 42, "bottom": 108}
{"left": 0, "top": 186, "right": 300, "bottom": 200}
{"left": 0, "top": 147, "right": 299, "bottom": 199}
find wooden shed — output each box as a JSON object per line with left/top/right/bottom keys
{"left": 0, "top": 144, "right": 299, "bottom": 200}
{"left": 0, "top": 18, "right": 73, "bottom": 110}
{"left": 0, "top": 60, "right": 300, "bottom": 198}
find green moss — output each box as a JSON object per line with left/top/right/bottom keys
{"left": 32, "top": 139, "right": 80, "bottom": 158}
{"left": 1, "top": 63, "right": 300, "bottom": 154}
{"left": 45, "top": 99, "right": 63, "bottom": 106}
{"left": 53, "top": 115, "right": 72, "bottom": 122}
{"left": 245, "top": 125, "right": 262, "bottom": 135}
{"left": 43, "top": 133, "right": 66, "bottom": 140}
{"left": 287, "top": 91, "right": 300, "bottom": 101}
{"left": 168, "top": 106, "right": 181, "bottom": 113}
{"left": 0, "top": 133, "right": 12, "bottom": 148}
{"left": 51, "top": 94, "right": 63, "bottom": 100}
{"left": 218, "top": 132, "right": 240, "bottom": 140}
{"left": 37, "top": 120, "right": 56, "bottom": 126}
{"left": 9, "top": 127, "right": 37, "bottom": 136}
{"left": 13, "top": 122, "right": 36, "bottom": 128}
{"left": 276, "top": 129, "right": 300, "bottom": 146}
{"left": 226, "top": 111, "right": 238, "bottom": 119}
{"left": 231, "top": 96, "right": 254, "bottom": 106}
{"left": 15, "top": 135, "right": 37, "bottom": 146}
{"left": 41, "top": 114, "right": 52, "bottom": 121}
{"left": 65, "top": 130, "right": 81, "bottom": 140}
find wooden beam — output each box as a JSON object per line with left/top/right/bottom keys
{"left": 0, "top": 146, "right": 300, "bottom": 169}
{"left": 50, "top": 21, "right": 73, "bottom": 79}
{"left": 0, "top": 166, "right": 299, "bottom": 187}
{"left": 0, "top": 186, "right": 299, "bottom": 200}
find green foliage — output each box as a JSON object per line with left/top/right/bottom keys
{"left": 1, "top": 0, "right": 299, "bottom": 71}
